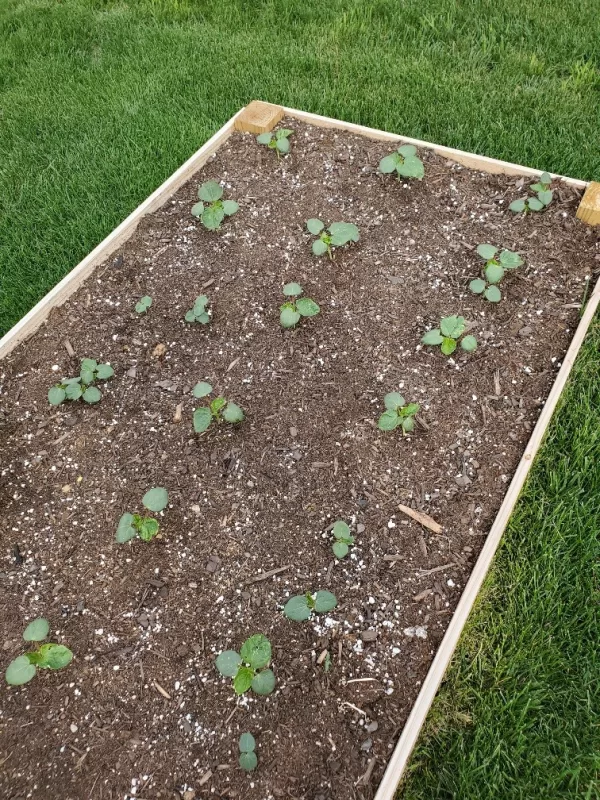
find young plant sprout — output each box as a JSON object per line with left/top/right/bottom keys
{"left": 185, "top": 295, "right": 211, "bottom": 324}
{"left": 48, "top": 358, "right": 114, "bottom": 406}
{"left": 192, "top": 382, "right": 244, "bottom": 433}
{"left": 135, "top": 295, "right": 152, "bottom": 314}
{"left": 469, "top": 243, "right": 524, "bottom": 302}
{"left": 378, "top": 144, "right": 424, "bottom": 180}
{"left": 283, "top": 591, "right": 338, "bottom": 621}
{"left": 256, "top": 128, "right": 293, "bottom": 156}
{"left": 116, "top": 487, "right": 169, "bottom": 544}
{"left": 238, "top": 733, "right": 258, "bottom": 772}
{"left": 378, "top": 393, "right": 420, "bottom": 433}
{"left": 422, "top": 316, "right": 478, "bottom": 356}
{"left": 5, "top": 618, "right": 73, "bottom": 686}
{"left": 331, "top": 520, "right": 354, "bottom": 559}
{"left": 509, "top": 172, "right": 553, "bottom": 213}
{"left": 306, "top": 219, "right": 360, "bottom": 258}
{"left": 191, "top": 181, "right": 239, "bottom": 230}
{"left": 215, "top": 634, "right": 275, "bottom": 696}
{"left": 280, "top": 283, "right": 320, "bottom": 328}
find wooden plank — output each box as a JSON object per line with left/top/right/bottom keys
{"left": 373, "top": 279, "right": 600, "bottom": 800}
{"left": 0, "top": 110, "right": 243, "bottom": 361}
{"left": 234, "top": 100, "right": 284, "bottom": 134}
{"left": 281, "top": 105, "right": 589, "bottom": 188}
{"left": 576, "top": 181, "right": 600, "bottom": 225}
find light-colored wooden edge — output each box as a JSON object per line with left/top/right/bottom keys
{"left": 234, "top": 100, "right": 284, "bottom": 134}
{"left": 374, "top": 280, "right": 600, "bottom": 800}
{"left": 576, "top": 181, "right": 600, "bottom": 225}
{"left": 0, "top": 109, "right": 244, "bottom": 361}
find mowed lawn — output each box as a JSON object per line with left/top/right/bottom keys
{"left": 1, "top": 1, "right": 599, "bottom": 797}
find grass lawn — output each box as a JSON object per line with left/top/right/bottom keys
{"left": 1, "top": 0, "right": 599, "bottom": 797}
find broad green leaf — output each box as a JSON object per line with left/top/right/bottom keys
{"left": 23, "top": 618, "right": 49, "bottom": 642}
{"left": 239, "top": 751, "right": 258, "bottom": 771}
{"left": 440, "top": 315, "right": 465, "bottom": 338}
{"left": 283, "top": 282, "right": 302, "bottom": 296}
{"left": 215, "top": 650, "right": 241, "bottom": 677}
{"left": 539, "top": 171, "right": 552, "bottom": 185}
{"left": 65, "top": 383, "right": 83, "bottom": 400}
{"left": 398, "top": 143, "right": 417, "bottom": 157}
{"left": 135, "top": 296, "right": 152, "bottom": 313}
{"left": 256, "top": 133, "right": 272, "bottom": 144}
{"left": 197, "top": 312, "right": 210, "bottom": 324}
{"left": 329, "top": 222, "right": 360, "bottom": 246}
{"left": 421, "top": 329, "right": 443, "bottom": 346}
{"left": 306, "top": 218, "right": 324, "bottom": 235}
{"left": 193, "top": 381, "right": 213, "bottom": 398}
{"left": 239, "top": 732, "right": 256, "bottom": 753}
{"left": 222, "top": 402, "right": 245, "bottom": 424}
{"left": 296, "top": 297, "right": 320, "bottom": 317}
{"left": 116, "top": 513, "right": 136, "bottom": 543}
{"left": 222, "top": 200, "right": 239, "bottom": 216}
{"left": 469, "top": 278, "right": 486, "bottom": 295}
{"left": 233, "top": 666, "right": 254, "bottom": 695}
{"left": 537, "top": 189, "right": 553, "bottom": 206}
{"left": 251, "top": 668, "right": 276, "bottom": 696}
{"left": 185, "top": 309, "right": 197, "bottom": 323}
{"left": 37, "top": 643, "right": 73, "bottom": 670}
{"left": 332, "top": 520, "right": 351, "bottom": 539}
{"left": 527, "top": 197, "right": 544, "bottom": 212}
{"left": 80, "top": 367, "right": 95, "bottom": 385}
{"left": 193, "top": 295, "right": 209, "bottom": 314}
{"left": 441, "top": 337, "right": 457, "bottom": 356}
{"left": 384, "top": 391, "right": 405, "bottom": 411}
{"left": 96, "top": 363, "right": 114, "bottom": 380}
{"left": 530, "top": 182, "right": 544, "bottom": 193}
{"left": 312, "top": 239, "right": 329, "bottom": 256}
{"left": 276, "top": 137, "right": 290, "bottom": 154}
{"left": 499, "top": 250, "right": 523, "bottom": 268}
{"left": 81, "top": 358, "right": 97, "bottom": 371}
{"left": 402, "top": 402, "right": 420, "bottom": 416}
{"left": 485, "top": 263, "right": 504, "bottom": 284}
{"left": 378, "top": 410, "right": 400, "bottom": 431}
{"left": 63, "top": 377, "right": 82, "bottom": 385}
{"left": 5, "top": 655, "right": 36, "bottom": 686}
{"left": 276, "top": 128, "right": 293, "bottom": 139}
{"left": 314, "top": 591, "right": 338, "bottom": 613}
{"left": 476, "top": 243, "right": 497, "bottom": 260}
{"left": 191, "top": 201, "right": 204, "bottom": 218}
{"left": 461, "top": 335, "right": 478, "bottom": 352}
{"left": 198, "top": 181, "right": 223, "bottom": 202}
{"left": 283, "top": 595, "right": 312, "bottom": 621}
{"left": 485, "top": 285, "right": 501, "bottom": 302}
{"left": 379, "top": 154, "right": 399, "bottom": 174}
{"left": 202, "top": 205, "right": 225, "bottom": 230}
{"left": 240, "top": 634, "right": 271, "bottom": 670}
{"left": 509, "top": 198, "right": 526, "bottom": 213}
{"left": 138, "top": 518, "right": 159, "bottom": 541}
{"left": 142, "top": 487, "right": 168, "bottom": 513}
{"left": 397, "top": 155, "right": 424, "bottom": 179}
{"left": 401, "top": 416, "right": 415, "bottom": 433}
{"left": 82, "top": 386, "right": 101, "bottom": 404}
{"left": 333, "top": 541, "right": 349, "bottom": 559}
{"left": 210, "top": 397, "right": 227, "bottom": 414}
{"left": 280, "top": 306, "right": 301, "bottom": 328}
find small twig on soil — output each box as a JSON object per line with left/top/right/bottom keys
{"left": 397, "top": 503, "right": 442, "bottom": 534}
{"left": 199, "top": 770, "right": 213, "bottom": 786}
{"left": 355, "top": 756, "right": 377, "bottom": 787}
{"left": 418, "top": 562, "right": 456, "bottom": 577}
{"left": 173, "top": 403, "right": 183, "bottom": 423}
{"left": 152, "top": 680, "right": 171, "bottom": 700}
{"left": 63, "top": 339, "right": 76, "bottom": 358}
{"left": 243, "top": 564, "right": 292, "bottom": 585}
{"left": 339, "top": 701, "right": 367, "bottom": 717}
{"left": 224, "top": 704, "right": 239, "bottom": 727}
{"left": 345, "top": 677, "right": 379, "bottom": 684}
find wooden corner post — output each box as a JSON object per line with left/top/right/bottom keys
{"left": 234, "top": 101, "right": 284, "bottom": 134}
{"left": 576, "top": 181, "right": 600, "bottom": 225}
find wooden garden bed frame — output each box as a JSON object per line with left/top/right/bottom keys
{"left": 1, "top": 101, "right": 599, "bottom": 799}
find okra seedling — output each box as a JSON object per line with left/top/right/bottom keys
{"left": 192, "top": 181, "right": 239, "bottom": 230}
{"left": 470, "top": 243, "right": 523, "bottom": 302}
{"left": 116, "top": 487, "right": 169, "bottom": 544}
{"left": 379, "top": 144, "right": 424, "bottom": 180}
{"left": 5, "top": 618, "right": 73, "bottom": 686}
{"left": 185, "top": 295, "right": 211, "bottom": 324}
{"left": 48, "top": 358, "right": 114, "bottom": 406}
{"left": 331, "top": 520, "right": 354, "bottom": 559}
{"left": 280, "top": 283, "right": 320, "bottom": 328}
{"left": 378, "top": 393, "right": 420, "bottom": 433}
{"left": 422, "top": 316, "right": 478, "bottom": 356}
{"left": 192, "top": 382, "right": 244, "bottom": 433}
{"left": 509, "top": 172, "right": 553, "bottom": 213}
{"left": 135, "top": 295, "right": 152, "bottom": 314}
{"left": 306, "top": 219, "right": 360, "bottom": 258}
{"left": 216, "top": 634, "right": 276, "bottom": 696}
{"left": 283, "top": 591, "right": 338, "bottom": 621}
{"left": 239, "top": 733, "right": 258, "bottom": 772}
{"left": 256, "top": 128, "right": 293, "bottom": 156}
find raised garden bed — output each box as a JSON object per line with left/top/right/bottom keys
{"left": 1, "top": 102, "right": 599, "bottom": 800}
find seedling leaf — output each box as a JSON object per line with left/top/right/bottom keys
{"left": 440, "top": 315, "right": 465, "bottom": 338}
{"left": 234, "top": 666, "right": 254, "bottom": 695}
{"left": 240, "top": 634, "right": 271, "bottom": 670}
{"left": 239, "top": 751, "right": 258, "bottom": 772}
{"left": 306, "top": 218, "right": 324, "bottom": 235}
{"left": 82, "top": 386, "right": 101, "bottom": 404}
{"left": 256, "top": 133, "right": 272, "bottom": 144}
{"left": 314, "top": 591, "right": 337, "bottom": 613}
{"left": 398, "top": 144, "right": 417, "bottom": 157}
{"left": 379, "top": 154, "right": 399, "bottom": 174}
{"left": 96, "top": 363, "right": 114, "bottom": 380}
{"left": 283, "top": 282, "right": 302, "bottom": 297}
{"left": 222, "top": 200, "right": 239, "bottom": 216}
{"left": 477, "top": 244, "right": 497, "bottom": 260}
{"left": 5, "top": 655, "right": 36, "bottom": 686}
{"left": 384, "top": 392, "right": 405, "bottom": 411}
{"left": 485, "top": 263, "right": 504, "bottom": 284}
{"left": 216, "top": 650, "right": 242, "bottom": 677}
{"left": 203, "top": 205, "right": 225, "bottom": 230}
{"left": 441, "top": 337, "right": 457, "bottom": 356}
{"left": 116, "top": 513, "right": 136, "bottom": 543}
{"left": 37, "top": 643, "right": 73, "bottom": 670}
{"left": 239, "top": 733, "right": 256, "bottom": 753}
{"left": 280, "top": 306, "right": 301, "bottom": 328}
{"left": 421, "top": 329, "right": 443, "bottom": 345}
{"left": 461, "top": 335, "right": 478, "bottom": 352}
{"left": 499, "top": 250, "right": 523, "bottom": 268}
{"left": 222, "top": 402, "right": 245, "bottom": 424}
{"left": 538, "top": 189, "right": 553, "bottom": 206}
{"left": 142, "top": 487, "right": 168, "bottom": 513}
{"left": 276, "top": 137, "right": 290, "bottom": 154}
{"left": 312, "top": 239, "right": 328, "bottom": 256}
{"left": 283, "top": 595, "right": 312, "bottom": 621}
{"left": 296, "top": 297, "right": 320, "bottom": 317}
{"left": 485, "top": 285, "right": 501, "bottom": 302}
{"left": 469, "top": 278, "right": 486, "bottom": 294}
{"left": 191, "top": 202, "right": 205, "bottom": 217}
{"left": 193, "top": 381, "right": 213, "bottom": 398}
{"left": 23, "top": 618, "right": 49, "bottom": 642}
{"left": 398, "top": 155, "right": 424, "bottom": 179}
{"left": 251, "top": 668, "right": 276, "bottom": 696}
{"left": 378, "top": 410, "right": 400, "bottom": 431}
{"left": 198, "top": 181, "right": 223, "bottom": 202}
{"left": 193, "top": 407, "right": 212, "bottom": 433}
{"left": 329, "top": 222, "right": 359, "bottom": 245}
{"left": 333, "top": 541, "right": 349, "bottom": 559}
{"left": 332, "top": 520, "right": 351, "bottom": 539}
{"left": 138, "top": 518, "right": 159, "bottom": 541}
{"left": 509, "top": 198, "right": 526, "bottom": 213}
{"left": 527, "top": 197, "right": 544, "bottom": 211}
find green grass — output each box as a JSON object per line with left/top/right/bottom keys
{"left": 1, "top": 1, "right": 599, "bottom": 796}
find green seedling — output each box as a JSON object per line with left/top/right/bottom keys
{"left": 422, "top": 316, "right": 478, "bottom": 356}
{"left": 5, "top": 618, "right": 73, "bottom": 686}
{"left": 509, "top": 172, "right": 553, "bottom": 213}
{"left": 216, "top": 634, "right": 275, "bottom": 696}
{"left": 306, "top": 219, "right": 360, "bottom": 258}
{"left": 379, "top": 144, "right": 424, "bottom": 180}
{"left": 48, "top": 358, "right": 114, "bottom": 406}
{"left": 239, "top": 733, "right": 258, "bottom": 772}
{"left": 470, "top": 243, "right": 523, "bottom": 302}
{"left": 185, "top": 295, "right": 211, "bottom": 324}
{"left": 280, "top": 283, "right": 320, "bottom": 328}
{"left": 116, "top": 487, "right": 169, "bottom": 544}
{"left": 192, "top": 181, "right": 239, "bottom": 230}
{"left": 283, "top": 591, "right": 338, "bottom": 621}
{"left": 192, "top": 382, "right": 244, "bottom": 433}
{"left": 378, "top": 393, "right": 420, "bottom": 433}
{"left": 256, "top": 128, "right": 293, "bottom": 157}
{"left": 135, "top": 295, "right": 152, "bottom": 314}
{"left": 331, "top": 520, "right": 354, "bottom": 559}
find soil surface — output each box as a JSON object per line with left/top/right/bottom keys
{"left": 1, "top": 118, "right": 598, "bottom": 800}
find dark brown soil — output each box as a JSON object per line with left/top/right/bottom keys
{"left": 0, "top": 118, "right": 598, "bottom": 800}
